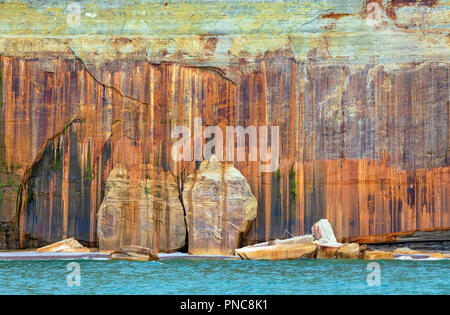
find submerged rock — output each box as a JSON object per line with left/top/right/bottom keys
{"left": 183, "top": 157, "right": 258, "bottom": 255}
{"left": 36, "top": 237, "right": 85, "bottom": 253}
{"left": 97, "top": 164, "right": 186, "bottom": 253}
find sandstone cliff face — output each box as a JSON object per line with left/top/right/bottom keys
{"left": 17, "top": 120, "right": 94, "bottom": 248}
{"left": 183, "top": 158, "right": 258, "bottom": 255}
{"left": 0, "top": 1, "right": 448, "bottom": 250}
{"left": 0, "top": 53, "right": 448, "bottom": 249}
{"left": 97, "top": 164, "right": 186, "bottom": 252}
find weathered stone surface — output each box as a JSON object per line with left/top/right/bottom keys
{"left": 316, "top": 246, "right": 338, "bottom": 259}
{"left": 427, "top": 253, "right": 446, "bottom": 259}
{"left": 60, "top": 247, "right": 96, "bottom": 253}
{"left": 315, "top": 238, "right": 342, "bottom": 248}
{"left": 110, "top": 245, "right": 159, "bottom": 261}
{"left": 111, "top": 245, "right": 159, "bottom": 261}
{"left": 183, "top": 157, "right": 258, "bottom": 255}
{"left": 236, "top": 242, "right": 317, "bottom": 260}
{"left": 393, "top": 248, "right": 449, "bottom": 259}
{"left": 36, "top": 237, "right": 84, "bottom": 253}
{"left": 393, "top": 247, "right": 421, "bottom": 255}
{"left": 336, "top": 243, "right": 361, "bottom": 259}
{"left": 315, "top": 237, "right": 342, "bottom": 259}
{"left": 343, "top": 228, "right": 450, "bottom": 245}
{"left": 0, "top": 55, "right": 448, "bottom": 250}
{"left": 0, "top": 1, "right": 448, "bottom": 250}
{"left": 97, "top": 164, "right": 186, "bottom": 253}
{"left": 312, "top": 219, "right": 337, "bottom": 242}
{"left": 273, "top": 235, "right": 314, "bottom": 246}
{"left": 364, "top": 250, "right": 394, "bottom": 260}
{"left": 246, "top": 235, "right": 314, "bottom": 248}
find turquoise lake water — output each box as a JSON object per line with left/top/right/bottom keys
{"left": 0, "top": 259, "right": 448, "bottom": 295}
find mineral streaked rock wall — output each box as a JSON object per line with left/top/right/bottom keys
{"left": 0, "top": 0, "right": 448, "bottom": 249}
{"left": 1, "top": 53, "right": 447, "bottom": 249}
{"left": 1, "top": 56, "right": 237, "bottom": 248}
{"left": 97, "top": 164, "right": 186, "bottom": 252}
{"left": 183, "top": 158, "right": 258, "bottom": 255}
{"left": 18, "top": 120, "right": 93, "bottom": 248}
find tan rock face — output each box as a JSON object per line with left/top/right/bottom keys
{"left": 428, "top": 253, "right": 446, "bottom": 259}
{"left": 236, "top": 243, "right": 317, "bottom": 260}
{"left": 393, "top": 247, "right": 421, "bottom": 255}
{"left": 0, "top": 54, "right": 448, "bottom": 250}
{"left": 183, "top": 158, "right": 258, "bottom": 255}
{"left": 110, "top": 245, "right": 159, "bottom": 261}
{"left": 364, "top": 250, "right": 394, "bottom": 260}
{"left": 60, "top": 247, "right": 96, "bottom": 253}
{"left": 336, "top": 243, "right": 360, "bottom": 259}
{"left": 97, "top": 164, "right": 186, "bottom": 252}
{"left": 36, "top": 237, "right": 84, "bottom": 253}
{"left": 316, "top": 246, "right": 337, "bottom": 259}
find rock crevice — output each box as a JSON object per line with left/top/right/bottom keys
{"left": 97, "top": 158, "right": 259, "bottom": 255}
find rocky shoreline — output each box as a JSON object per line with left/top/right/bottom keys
{"left": 1, "top": 250, "right": 448, "bottom": 262}
{"left": 235, "top": 219, "right": 450, "bottom": 261}
{"left": 2, "top": 222, "right": 448, "bottom": 262}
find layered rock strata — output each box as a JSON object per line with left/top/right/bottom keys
{"left": 0, "top": 1, "right": 448, "bottom": 250}
{"left": 97, "top": 164, "right": 186, "bottom": 252}
{"left": 183, "top": 157, "right": 258, "bottom": 255}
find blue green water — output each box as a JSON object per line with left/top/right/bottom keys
{"left": 0, "top": 259, "right": 448, "bottom": 295}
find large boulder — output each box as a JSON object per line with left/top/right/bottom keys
{"left": 183, "top": 157, "right": 258, "bottom": 255}
{"left": 236, "top": 242, "right": 317, "bottom": 260}
{"left": 273, "top": 235, "right": 314, "bottom": 246}
{"left": 110, "top": 245, "right": 159, "bottom": 261}
{"left": 97, "top": 164, "right": 186, "bottom": 252}
{"left": 316, "top": 246, "right": 338, "bottom": 259}
{"left": 336, "top": 243, "right": 360, "bottom": 259}
{"left": 36, "top": 237, "right": 86, "bottom": 253}
{"left": 312, "top": 219, "right": 337, "bottom": 242}
{"left": 315, "top": 238, "right": 341, "bottom": 259}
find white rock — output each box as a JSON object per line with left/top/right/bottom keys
{"left": 312, "top": 219, "right": 337, "bottom": 242}
{"left": 316, "top": 238, "right": 342, "bottom": 248}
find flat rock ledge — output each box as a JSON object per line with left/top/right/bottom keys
{"left": 236, "top": 218, "right": 450, "bottom": 261}
{"left": 0, "top": 251, "right": 237, "bottom": 261}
